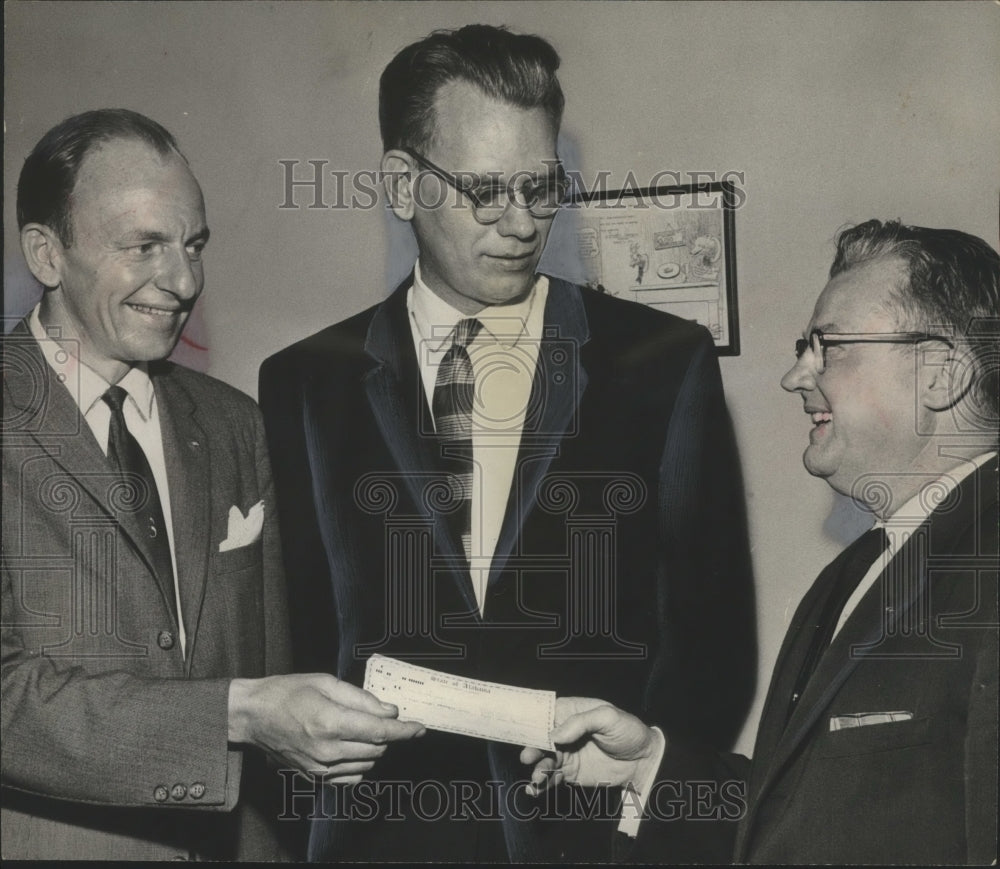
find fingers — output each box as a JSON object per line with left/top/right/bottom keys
{"left": 519, "top": 747, "right": 563, "bottom": 797}
{"left": 231, "top": 674, "right": 426, "bottom": 773}
{"left": 292, "top": 713, "right": 424, "bottom": 771}
{"left": 549, "top": 704, "right": 621, "bottom": 746}
{"left": 523, "top": 754, "right": 557, "bottom": 796}
{"left": 315, "top": 738, "right": 387, "bottom": 764}
{"left": 329, "top": 759, "right": 376, "bottom": 775}
{"left": 519, "top": 746, "right": 545, "bottom": 765}
{"left": 272, "top": 742, "right": 400, "bottom": 777}
{"left": 284, "top": 756, "right": 375, "bottom": 782}
{"left": 525, "top": 767, "right": 565, "bottom": 797}
{"left": 302, "top": 762, "right": 375, "bottom": 779}
{"left": 324, "top": 772, "right": 365, "bottom": 785}
{"left": 320, "top": 675, "right": 403, "bottom": 718}
{"left": 311, "top": 675, "right": 427, "bottom": 744}
{"left": 553, "top": 696, "right": 609, "bottom": 725}
{"left": 329, "top": 707, "right": 426, "bottom": 745}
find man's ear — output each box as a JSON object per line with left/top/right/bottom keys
{"left": 921, "top": 342, "right": 973, "bottom": 412}
{"left": 381, "top": 150, "right": 415, "bottom": 221}
{"left": 20, "top": 224, "right": 64, "bottom": 289}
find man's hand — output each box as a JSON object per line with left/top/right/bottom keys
{"left": 519, "top": 696, "right": 662, "bottom": 795}
{"left": 228, "top": 673, "right": 425, "bottom": 781}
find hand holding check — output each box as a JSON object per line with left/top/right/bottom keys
{"left": 520, "top": 697, "right": 663, "bottom": 795}
{"left": 228, "top": 673, "right": 426, "bottom": 781}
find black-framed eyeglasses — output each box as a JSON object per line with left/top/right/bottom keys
{"left": 794, "top": 329, "right": 954, "bottom": 373}
{"left": 403, "top": 148, "right": 570, "bottom": 224}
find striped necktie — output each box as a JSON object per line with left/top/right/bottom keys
{"left": 432, "top": 318, "right": 482, "bottom": 561}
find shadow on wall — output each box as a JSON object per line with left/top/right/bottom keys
{"left": 4, "top": 256, "right": 42, "bottom": 333}
{"left": 823, "top": 491, "right": 874, "bottom": 546}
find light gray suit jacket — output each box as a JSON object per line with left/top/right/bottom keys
{"left": 1, "top": 322, "right": 295, "bottom": 860}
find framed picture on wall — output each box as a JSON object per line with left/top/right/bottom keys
{"left": 567, "top": 181, "right": 740, "bottom": 355}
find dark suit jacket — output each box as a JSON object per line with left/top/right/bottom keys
{"left": 630, "top": 457, "right": 999, "bottom": 865}
{"left": 1, "top": 323, "right": 294, "bottom": 861}
{"left": 259, "top": 278, "right": 756, "bottom": 862}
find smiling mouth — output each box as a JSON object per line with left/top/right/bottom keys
{"left": 809, "top": 410, "right": 832, "bottom": 429}
{"left": 127, "top": 303, "right": 181, "bottom": 318}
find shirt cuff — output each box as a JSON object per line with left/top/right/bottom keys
{"left": 617, "top": 726, "right": 666, "bottom": 837}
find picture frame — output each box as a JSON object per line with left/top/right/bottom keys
{"left": 567, "top": 181, "right": 740, "bottom": 355}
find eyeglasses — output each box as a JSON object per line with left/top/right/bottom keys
{"left": 794, "top": 330, "right": 954, "bottom": 373}
{"left": 403, "top": 148, "right": 570, "bottom": 224}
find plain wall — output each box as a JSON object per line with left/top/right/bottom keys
{"left": 5, "top": 0, "right": 998, "bottom": 755}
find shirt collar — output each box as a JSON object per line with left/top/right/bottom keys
{"left": 874, "top": 451, "right": 998, "bottom": 550}
{"left": 411, "top": 260, "right": 547, "bottom": 351}
{"left": 29, "top": 303, "right": 155, "bottom": 421}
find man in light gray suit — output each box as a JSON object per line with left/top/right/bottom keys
{"left": 1, "top": 109, "right": 424, "bottom": 861}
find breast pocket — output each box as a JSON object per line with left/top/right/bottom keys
{"left": 207, "top": 539, "right": 265, "bottom": 672}
{"left": 212, "top": 539, "right": 263, "bottom": 575}
{"left": 816, "top": 716, "right": 934, "bottom": 758}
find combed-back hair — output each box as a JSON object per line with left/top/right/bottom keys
{"left": 832, "top": 219, "right": 1000, "bottom": 422}
{"left": 17, "top": 108, "right": 183, "bottom": 245}
{"left": 379, "top": 24, "right": 564, "bottom": 153}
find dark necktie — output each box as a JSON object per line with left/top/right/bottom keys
{"left": 432, "top": 318, "right": 482, "bottom": 562}
{"left": 103, "top": 386, "right": 177, "bottom": 623}
{"left": 788, "top": 526, "right": 888, "bottom": 715}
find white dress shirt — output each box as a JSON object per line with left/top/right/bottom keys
{"left": 29, "top": 305, "right": 186, "bottom": 654}
{"left": 409, "top": 268, "right": 653, "bottom": 836}
{"left": 833, "top": 449, "right": 998, "bottom": 639}
{"left": 407, "top": 263, "right": 548, "bottom": 613}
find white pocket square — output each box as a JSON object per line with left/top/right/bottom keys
{"left": 219, "top": 501, "right": 264, "bottom": 552}
{"left": 829, "top": 711, "right": 912, "bottom": 731}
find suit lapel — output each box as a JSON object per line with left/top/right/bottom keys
{"left": 487, "top": 280, "right": 590, "bottom": 588}
{"left": 3, "top": 323, "right": 173, "bottom": 613}
{"left": 742, "top": 457, "right": 999, "bottom": 851}
{"left": 5, "top": 322, "right": 115, "bottom": 509}
{"left": 362, "top": 280, "right": 480, "bottom": 614}
{"left": 742, "top": 568, "right": 830, "bottom": 796}
{"left": 153, "top": 367, "right": 211, "bottom": 663}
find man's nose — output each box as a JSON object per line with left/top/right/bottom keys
{"left": 156, "top": 246, "right": 202, "bottom": 299}
{"left": 780, "top": 353, "right": 816, "bottom": 393}
{"left": 494, "top": 199, "right": 538, "bottom": 240}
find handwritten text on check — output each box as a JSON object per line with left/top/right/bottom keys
{"left": 364, "top": 654, "right": 556, "bottom": 750}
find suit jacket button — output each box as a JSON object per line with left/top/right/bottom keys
{"left": 157, "top": 630, "right": 175, "bottom": 650}
{"left": 154, "top": 785, "right": 169, "bottom": 803}
{"left": 189, "top": 782, "right": 206, "bottom": 800}
{"left": 170, "top": 783, "right": 187, "bottom": 801}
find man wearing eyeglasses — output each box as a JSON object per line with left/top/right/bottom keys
{"left": 521, "top": 220, "right": 998, "bottom": 864}
{"left": 260, "top": 24, "right": 755, "bottom": 862}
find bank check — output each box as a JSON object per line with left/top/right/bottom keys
{"left": 363, "top": 654, "right": 556, "bottom": 750}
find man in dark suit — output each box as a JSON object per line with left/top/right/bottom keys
{"left": 1, "top": 109, "right": 424, "bottom": 861}
{"left": 522, "top": 220, "right": 999, "bottom": 864}
{"left": 259, "top": 25, "right": 755, "bottom": 862}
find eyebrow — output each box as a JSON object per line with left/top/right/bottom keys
{"left": 119, "top": 227, "right": 210, "bottom": 245}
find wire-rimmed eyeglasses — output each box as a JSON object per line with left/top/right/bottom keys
{"left": 404, "top": 148, "right": 570, "bottom": 225}
{"left": 794, "top": 330, "right": 954, "bottom": 373}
